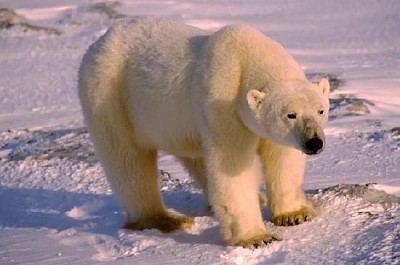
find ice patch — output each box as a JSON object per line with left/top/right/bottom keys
{"left": 0, "top": 148, "right": 12, "bottom": 158}
{"left": 185, "top": 19, "right": 225, "bottom": 30}
{"left": 16, "top": 6, "right": 75, "bottom": 21}
{"left": 66, "top": 200, "right": 105, "bottom": 220}
{"left": 373, "top": 184, "right": 400, "bottom": 198}
{"left": 318, "top": 183, "right": 400, "bottom": 208}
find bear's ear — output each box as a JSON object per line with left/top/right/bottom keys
{"left": 247, "top": 89, "right": 266, "bottom": 113}
{"left": 317, "top": 78, "right": 330, "bottom": 96}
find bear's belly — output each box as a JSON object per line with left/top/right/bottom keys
{"left": 135, "top": 125, "right": 203, "bottom": 158}
{"left": 159, "top": 136, "right": 203, "bottom": 158}
{"left": 128, "top": 102, "right": 202, "bottom": 158}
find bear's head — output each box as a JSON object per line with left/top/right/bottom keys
{"left": 241, "top": 78, "right": 330, "bottom": 155}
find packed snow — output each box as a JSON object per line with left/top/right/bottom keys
{"left": 0, "top": 0, "right": 399, "bottom": 264}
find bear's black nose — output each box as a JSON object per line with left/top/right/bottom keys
{"left": 304, "top": 138, "right": 324, "bottom": 154}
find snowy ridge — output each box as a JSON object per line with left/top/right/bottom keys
{"left": 1, "top": 0, "right": 400, "bottom": 264}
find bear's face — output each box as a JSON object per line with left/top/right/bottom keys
{"left": 243, "top": 78, "right": 330, "bottom": 155}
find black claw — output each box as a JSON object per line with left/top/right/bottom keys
{"left": 262, "top": 239, "right": 272, "bottom": 245}
{"left": 283, "top": 218, "right": 289, "bottom": 226}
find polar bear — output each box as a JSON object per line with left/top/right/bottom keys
{"left": 78, "top": 17, "right": 330, "bottom": 248}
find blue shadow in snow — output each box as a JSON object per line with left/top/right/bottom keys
{"left": 0, "top": 187, "right": 123, "bottom": 237}
{"left": 0, "top": 186, "right": 209, "bottom": 237}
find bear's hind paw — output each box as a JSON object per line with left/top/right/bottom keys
{"left": 124, "top": 212, "right": 194, "bottom": 233}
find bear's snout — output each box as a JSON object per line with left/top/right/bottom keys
{"left": 304, "top": 137, "right": 324, "bottom": 155}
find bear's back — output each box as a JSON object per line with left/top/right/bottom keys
{"left": 107, "top": 17, "right": 210, "bottom": 69}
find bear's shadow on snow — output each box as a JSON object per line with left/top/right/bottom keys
{"left": 0, "top": 187, "right": 124, "bottom": 237}
{"left": 0, "top": 186, "right": 216, "bottom": 243}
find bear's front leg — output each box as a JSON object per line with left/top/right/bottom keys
{"left": 206, "top": 139, "right": 281, "bottom": 247}
{"left": 258, "top": 140, "right": 320, "bottom": 226}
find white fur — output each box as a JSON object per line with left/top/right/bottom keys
{"left": 79, "top": 17, "right": 330, "bottom": 246}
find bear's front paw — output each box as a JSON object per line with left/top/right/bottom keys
{"left": 231, "top": 233, "right": 282, "bottom": 249}
{"left": 124, "top": 212, "right": 194, "bottom": 233}
{"left": 272, "top": 201, "right": 320, "bottom": 226}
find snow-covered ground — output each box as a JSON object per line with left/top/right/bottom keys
{"left": 0, "top": 0, "right": 399, "bottom": 264}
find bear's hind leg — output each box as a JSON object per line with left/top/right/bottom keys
{"left": 120, "top": 148, "right": 194, "bottom": 232}
{"left": 91, "top": 125, "right": 193, "bottom": 233}
{"left": 258, "top": 140, "right": 320, "bottom": 226}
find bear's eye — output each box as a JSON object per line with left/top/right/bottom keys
{"left": 287, "top": 113, "right": 297, "bottom": 119}
{"left": 319, "top": 110, "right": 324, "bottom": 115}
